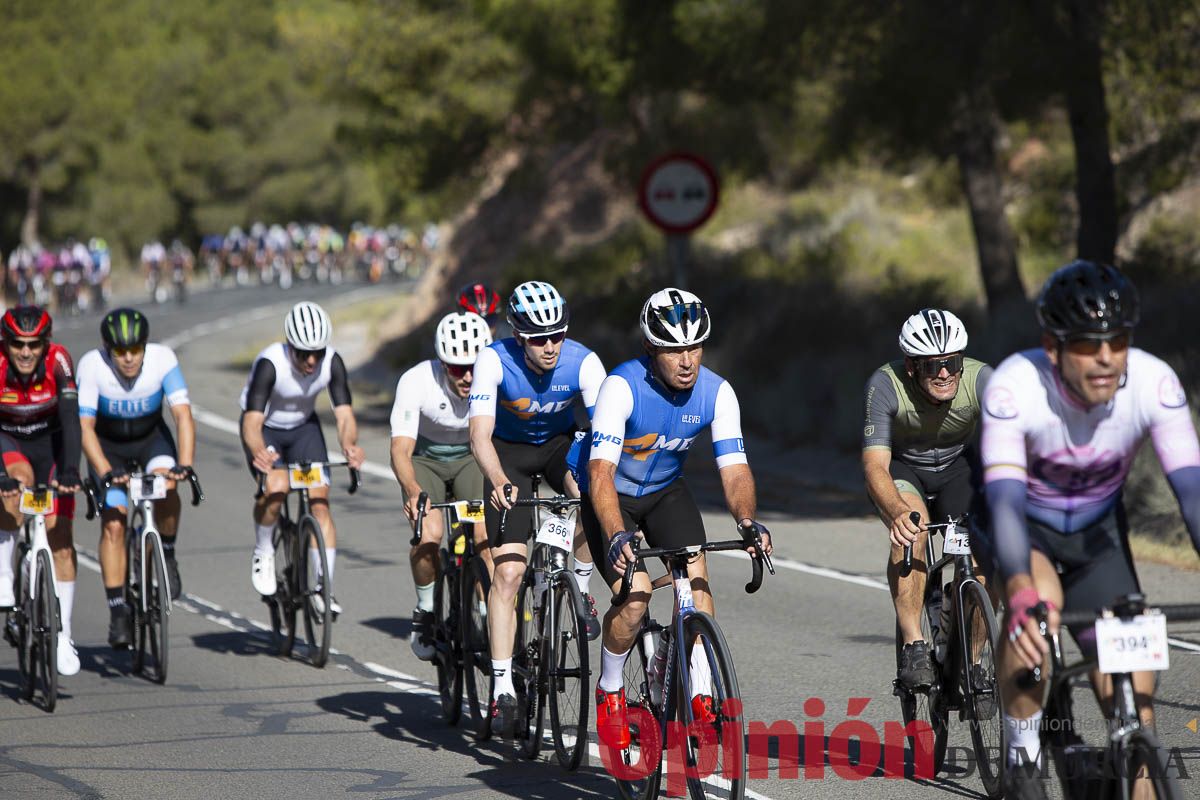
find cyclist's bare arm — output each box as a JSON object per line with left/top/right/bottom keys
{"left": 468, "top": 414, "right": 513, "bottom": 508}
{"left": 588, "top": 458, "right": 633, "bottom": 571}
{"left": 80, "top": 415, "right": 113, "bottom": 478}
{"left": 240, "top": 410, "right": 276, "bottom": 474}
{"left": 169, "top": 403, "right": 196, "bottom": 467}
{"left": 863, "top": 448, "right": 922, "bottom": 545}
{"left": 332, "top": 404, "right": 364, "bottom": 468}
{"left": 718, "top": 463, "right": 771, "bottom": 554}
{"left": 389, "top": 435, "right": 424, "bottom": 520}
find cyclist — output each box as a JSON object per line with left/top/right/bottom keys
{"left": 240, "top": 301, "right": 365, "bottom": 616}
{"left": 862, "top": 308, "right": 993, "bottom": 692}
{"left": 77, "top": 308, "right": 197, "bottom": 648}
{"left": 571, "top": 287, "right": 772, "bottom": 749}
{"left": 976, "top": 261, "right": 1200, "bottom": 796}
{"left": 391, "top": 312, "right": 492, "bottom": 661}
{"left": 456, "top": 282, "right": 502, "bottom": 335}
{"left": 0, "top": 307, "right": 83, "bottom": 674}
{"left": 467, "top": 280, "right": 606, "bottom": 734}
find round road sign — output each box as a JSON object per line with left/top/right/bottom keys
{"left": 638, "top": 152, "right": 719, "bottom": 234}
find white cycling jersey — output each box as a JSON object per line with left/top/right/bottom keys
{"left": 982, "top": 347, "right": 1200, "bottom": 531}
{"left": 389, "top": 360, "right": 470, "bottom": 460}
{"left": 238, "top": 342, "right": 341, "bottom": 430}
{"left": 78, "top": 344, "right": 190, "bottom": 441}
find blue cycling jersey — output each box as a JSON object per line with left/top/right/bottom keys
{"left": 570, "top": 357, "right": 746, "bottom": 497}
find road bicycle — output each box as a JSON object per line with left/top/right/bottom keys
{"left": 94, "top": 465, "right": 204, "bottom": 683}
{"left": 411, "top": 491, "right": 487, "bottom": 727}
{"left": 4, "top": 485, "right": 95, "bottom": 710}
{"left": 610, "top": 523, "right": 773, "bottom": 800}
{"left": 499, "top": 481, "right": 591, "bottom": 769}
{"left": 257, "top": 461, "right": 357, "bottom": 669}
{"left": 1016, "top": 593, "right": 1200, "bottom": 799}
{"left": 896, "top": 512, "right": 1002, "bottom": 796}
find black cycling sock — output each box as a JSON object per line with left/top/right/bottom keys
{"left": 161, "top": 537, "right": 176, "bottom": 559}
{"left": 105, "top": 586, "right": 126, "bottom": 609}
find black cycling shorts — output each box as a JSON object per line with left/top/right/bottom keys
{"left": 241, "top": 413, "right": 329, "bottom": 478}
{"left": 486, "top": 433, "right": 573, "bottom": 547}
{"left": 88, "top": 422, "right": 178, "bottom": 510}
{"left": 886, "top": 454, "right": 979, "bottom": 524}
{"left": 581, "top": 477, "right": 706, "bottom": 588}
{"left": 14, "top": 430, "right": 67, "bottom": 486}
{"left": 971, "top": 502, "right": 1139, "bottom": 657}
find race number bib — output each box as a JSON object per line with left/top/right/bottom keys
{"left": 289, "top": 465, "right": 329, "bottom": 489}
{"left": 130, "top": 474, "right": 168, "bottom": 502}
{"left": 1096, "top": 614, "right": 1169, "bottom": 674}
{"left": 942, "top": 522, "right": 971, "bottom": 556}
{"left": 19, "top": 489, "right": 54, "bottom": 515}
{"left": 453, "top": 500, "right": 485, "bottom": 524}
{"left": 535, "top": 514, "right": 573, "bottom": 552}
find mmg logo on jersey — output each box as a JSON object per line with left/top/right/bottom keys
{"left": 500, "top": 397, "right": 573, "bottom": 420}
{"left": 622, "top": 432, "right": 698, "bottom": 461}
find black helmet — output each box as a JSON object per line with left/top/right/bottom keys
{"left": 1036, "top": 260, "right": 1139, "bottom": 339}
{"left": 101, "top": 308, "right": 150, "bottom": 349}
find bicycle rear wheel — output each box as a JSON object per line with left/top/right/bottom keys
{"left": 297, "top": 515, "right": 331, "bottom": 668}
{"left": 461, "top": 555, "right": 492, "bottom": 741}
{"left": 1122, "top": 729, "right": 1180, "bottom": 800}
{"left": 614, "top": 628, "right": 664, "bottom": 800}
{"left": 960, "top": 581, "right": 1001, "bottom": 798}
{"left": 272, "top": 521, "right": 297, "bottom": 657}
{"left": 679, "top": 612, "right": 745, "bottom": 800}
{"left": 34, "top": 551, "right": 59, "bottom": 711}
{"left": 514, "top": 569, "right": 545, "bottom": 758}
{"left": 549, "top": 575, "right": 589, "bottom": 770}
{"left": 14, "top": 542, "right": 33, "bottom": 698}
{"left": 434, "top": 551, "right": 463, "bottom": 726}
{"left": 137, "top": 533, "right": 169, "bottom": 684}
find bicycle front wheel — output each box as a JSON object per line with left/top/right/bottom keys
{"left": 35, "top": 550, "right": 59, "bottom": 711}
{"left": 297, "top": 516, "right": 331, "bottom": 668}
{"left": 1122, "top": 729, "right": 1180, "bottom": 800}
{"left": 549, "top": 575, "right": 589, "bottom": 770}
{"left": 461, "top": 555, "right": 492, "bottom": 741}
{"left": 137, "top": 534, "right": 170, "bottom": 684}
{"left": 514, "top": 569, "right": 545, "bottom": 758}
{"left": 272, "top": 521, "right": 297, "bottom": 657}
{"left": 434, "top": 551, "right": 463, "bottom": 726}
{"left": 895, "top": 590, "right": 949, "bottom": 776}
{"left": 960, "top": 581, "right": 1001, "bottom": 798}
{"left": 678, "top": 612, "right": 745, "bottom": 800}
{"left": 14, "top": 543, "right": 33, "bottom": 699}
{"left": 614, "top": 627, "right": 664, "bottom": 800}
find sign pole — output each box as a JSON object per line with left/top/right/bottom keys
{"left": 667, "top": 234, "right": 690, "bottom": 289}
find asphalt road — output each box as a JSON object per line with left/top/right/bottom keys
{"left": 1, "top": 280, "right": 1198, "bottom": 800}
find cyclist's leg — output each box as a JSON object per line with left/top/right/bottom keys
{"left": 408, "top": 456, "right": 448, "bottom": 609}
{"left": 544, "top": 433, "right": 599, "bottom": 629}
{"left": 0, "top": 444, "right": 33, "bottom": 606}
{"left": 242, "top": 420, "right": 288, "bottom": 592}
{"left": 882, "top": 460, "right": 932, "bottom": 644}
{"left": 89, "top": 436, "right": 134, "bottom": 644}
{"left": 142, "top": 424, "right": 181, "bottom": 553}
{"left": 449, "top": 453, "right": 491, "bottom": 575}
{"left": 582, "top": 490, "right": 647, "bottom": 657}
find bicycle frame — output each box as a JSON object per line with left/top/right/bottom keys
{"left": 20, "top": 488, "right": 60, "bottom": 609}
{"left": 126, "top": 472, "right": 172, "bottom": 617}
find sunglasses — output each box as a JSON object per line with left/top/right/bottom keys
{"left": 1063, "top": 330, "right": 1131, "bottom": 356}
{"left": 656, "top": 301, "right": 705, "bottom": 327}
{"left": 445, "top": 363, "right": 472, "bottom": 378}
{"left": 8, "top": 339, "right": 45, "bottom": 353}
{"left": 914, "top": 353, "right": 964, "bottom": 378}
{"left": 111, "top": 344, "right": 145, "bottom": 358}
{"left": 292, "top": 347, "right": 327, "bottom": 361}
{"left": 522, "top": 331, "right": 566, "bottom": 347}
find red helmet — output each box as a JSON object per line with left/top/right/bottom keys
{"left": 456, "top": 282, "right": 501, "bottom": 318}
{"left": 2, "top": 306, "right": 52, "bottom": 340}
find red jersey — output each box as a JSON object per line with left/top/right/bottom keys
{"left": 0, "top": 343, "right": 77, "bottom": 439}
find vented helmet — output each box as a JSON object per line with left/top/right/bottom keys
{"left": 101, "top": 308, "right": 149, "bottom": 349}
{"left": 436, "top": 312, "right": 492, "bottom": 366}
{"left": 899, "top": 309, "right": 969, "bottom": 357}
{"left": 640, "top": 288, "right": 711, "bottom": 347}
{"left": 2, "top": 306, "right": 52, "bottom": 341}
{"left": 285, "top": 301, "right": 332, "bottom": 350}
{"left": 1036, "top": 260, "right": 1139, "bottom": 338}
{"left": 457, "top": 282, "right": 502, "bottom": 318}
{"left": 507, "top": 281, "right": 568, "bottom": 335}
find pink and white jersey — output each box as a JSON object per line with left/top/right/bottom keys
{"left": 982, "top": 347, "right": 1200, "bottom": 531}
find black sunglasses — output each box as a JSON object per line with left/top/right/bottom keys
{"left": 292, "top": 347, "right": 327, "bottom": 361}
{"left": 522, "top": 331, "right": 566, "bottom": 347}
{"left": 914, "top": 353, "right": 964, "bottom": 378}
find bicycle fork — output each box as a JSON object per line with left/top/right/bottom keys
{"left": 24, "top": 516, "right": 60, "bottom": 605}
{"left": 136, "top": 499, "right": 172, "bottom": 617}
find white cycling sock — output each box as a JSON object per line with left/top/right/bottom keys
{"left": 573, "top": 559, "right": 594, "bottom": 595}
{"left": 307, "top": 547, "right": 337, "bottom": 586}
{"left": 599, "top": 646, "right": 628, "bottom": 693}
{"left": 690, "top": 645, "right": 713, "bottom": 697}
{"left": 55, "top": 579, "right": 75, "bottom": 641}
{"left": 0, "top": 529, "right": 14, "bottom": 581}
{"left": 325, "top": 548, "right": 336, "bottom": 584}
{"left": 1005, "top": 710, "right": 1043, "bottom": 767}
{"left": 492, "top": 658, "right": 514, "bottom": 698}
{"left": 415, "top": 581, "right": 435, "bottom": 612}
{"left": 254, "top": 524, "right": 275, "bottom": 556}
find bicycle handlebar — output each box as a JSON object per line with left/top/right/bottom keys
{"left": 495, "top": 483, "right": 581, "bottom": 539}
{"left": 84, "top": 468, "right": 203, "bottom": 513}
{"left": 253, "top": 461, "right": 359, "bottom": 499}
{"left": 412, "top": 493, "right": 486, "bottom": 545}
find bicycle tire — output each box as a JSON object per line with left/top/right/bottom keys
{"left": 272, "top": 521, "right": 297, "bottom": 657}
{"left": 614, "top": 627, "right": 664, "bottom": 800}
{"left": 678, "top": 612, "right": 745, "bottom": 800}
{"left": 514, "top": 568, "right": 545, "bottom": 758}
{"left": 960, "top": 581, "right": 1002, "bottom": 798}
{"left": 297, "top": 515, "right": 331, "bottom": 668}
{"left": 549, "top": 574, "right": 589, "bottom": 770}
{"left": 35, "top": 550, "right": 58, "bottom": 711}
{"left": 894, "top": 589, "right": 949, "bottom": 776}
{"left": 140, "top": 533, "right": 169, "bottom": 684}
{"left": 1121, "top": 729, "right": 1180, "bottom": 800}
{"left": 15, "top": 542, "right": 33, "bottom": 699}
{"left": 434, "top": 550, "right": 463, "bottom": 726}
{"left": 128, "top": 522, "right": 146, "bottom": 673}
{"left": 461, "top": 555, "right": 492, "bottom": 741}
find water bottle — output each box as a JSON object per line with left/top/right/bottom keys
{"left": 646, "top": 627, "right": 669, "bottom": 707}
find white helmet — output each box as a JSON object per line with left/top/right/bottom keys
{"left": 640, "top": 288, "right": 711, "bottom": 347}
{"left": 436, "top": 312, "right": 492, "bottom": 366}
{"left": 898, "top": 309, "right": 968, "bottom": 357}
{"left": 285, "top": 301, "right": 332, "bottom": 350}
{"left": 507, "top": 281, "right": 568, "bottom": 335}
